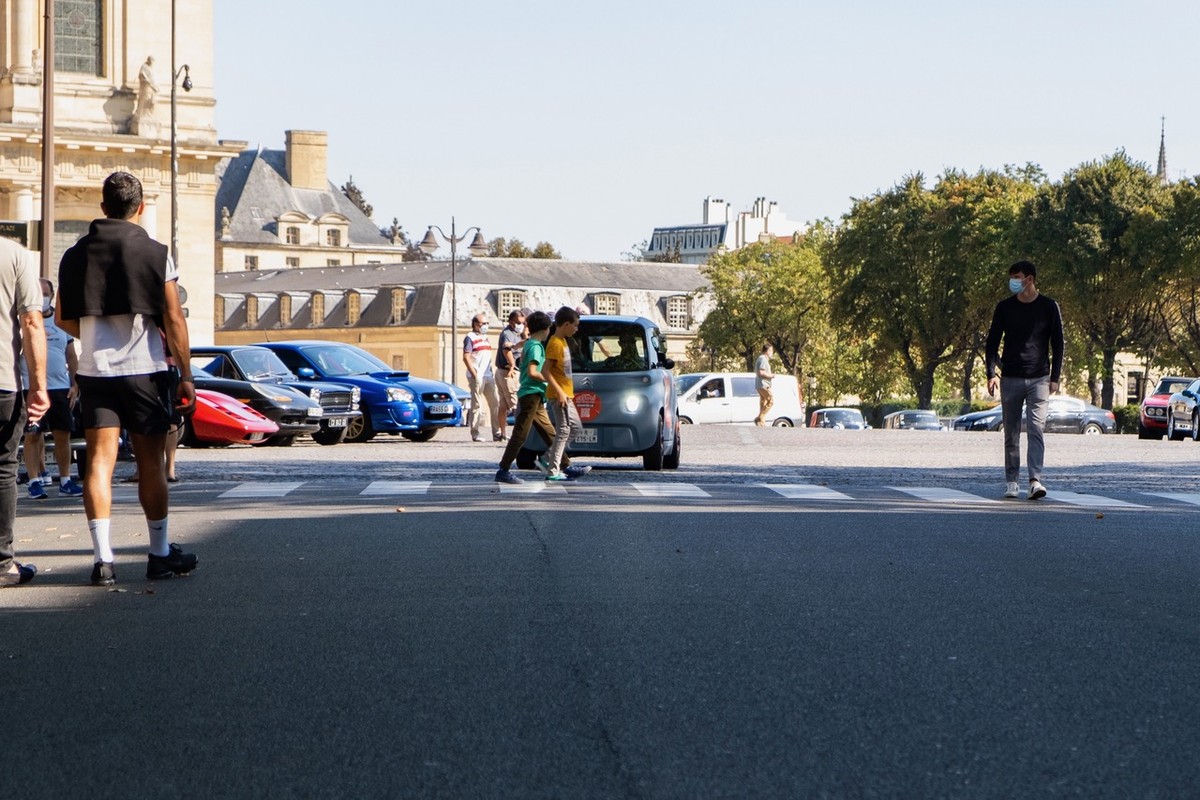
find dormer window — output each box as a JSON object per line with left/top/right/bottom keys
{"left": 592, "top": 293, "right": 620, "bottom": 315}
{"left": 326, "top": 230, "right": 341, "bottom": 247}
{"left": 346, "top": 291, "right": 361, "bottom": 325}
{"left": 286, "top": 226, "right": 300, "bottom": 245}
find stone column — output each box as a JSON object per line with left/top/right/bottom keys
{"left": 15, "top": 187, "right": 34, "bottom": 221}
{"left": 141, "top": 194, "right": 159, "bottom": 237}
{"left": 12, "top": 0, "right": 34, "bottom": 73}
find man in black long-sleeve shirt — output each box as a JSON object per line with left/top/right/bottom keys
{"left": 985, "top": 260, "right": 1064, "bottom": 501}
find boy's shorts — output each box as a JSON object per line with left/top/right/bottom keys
{"left": 77, "top": 371, "right": 176, "bottom": 435}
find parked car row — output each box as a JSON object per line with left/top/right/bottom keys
{"left": 952, "top": 396, "right": 1115, "bottom": 434}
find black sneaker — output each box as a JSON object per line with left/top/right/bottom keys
{"left": 0, "top": 562, "right": 36, "bottom": 587}
{"left": 495, "top": 468, "right": 523, "bottom": 484}
{"left": 146, "top": 543, "right": 198, "bottom": 580}
{"left": 91, "top": 561, "right": 116, "bottom": 587}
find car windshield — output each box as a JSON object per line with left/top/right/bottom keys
{"left": 232, "top": 348, "right": 296, "bottom": 381}
{"left": 676, "top": 375, "right": 705, "bottom": 394}
{"left": 572, "top": 322, "right": 650, "bottom": 373}
{"left": 904, "top": 412, "right": 938, "bottom": 424}
{"left": 1155, "top": 379, "right": 1193, "bottom": 395}
{"left": 301, "top": 345, "right": 387, "bottom": 376}
{"left": 823, "top": 410, "right": 862, "bottom": 423}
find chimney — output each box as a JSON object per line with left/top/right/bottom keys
{"left": 285, "top": 130, "right": 328, "bottom": 191}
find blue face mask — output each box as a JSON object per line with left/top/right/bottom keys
{"left": 1009, "top": 277, "right": 1025, "bottom": 294}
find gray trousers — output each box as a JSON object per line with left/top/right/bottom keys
{"left": 1000, "top": 376, "right": 1049, "bottom": 483}
{"left": 0, "top": 390, "right": 24, "bottom": 573}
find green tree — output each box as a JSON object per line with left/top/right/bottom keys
{"left": 695, "top": 233, "right": 829, "bottom": 380}
{"left": 1017, "top": 152, "right": 1173, "bottom": 408}
{"left": 1156, "top": 178, "right": 1200, "bottom": 373}
{"left": 828, "top": 169, "right": 1034, "bottom": 408}
{"left": 340, "top": 175, "right": 373, "bottom": 219}
{"left": 486, "top": 237, "right": 561, "bottom": 259}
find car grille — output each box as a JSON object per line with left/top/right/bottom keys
{"left": 421, "top": 391, "right": 456, "bottom": 419}
{"left": 319, "top": 390, "right": 355, "bottom": 414}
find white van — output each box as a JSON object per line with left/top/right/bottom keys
{"left": 675, "top": 372, "right": 804, "bottom": 426}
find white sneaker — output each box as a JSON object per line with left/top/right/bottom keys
{"left": 1004, "top": 482, "right": 1019, "bottom": 499}
{"left": 1028, "top": 480, "right": 1047, "bottom": 500}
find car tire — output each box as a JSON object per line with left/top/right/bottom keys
{"left": 312, "top": 427, "right": 348, "bottom": 446}
{"left": 772, "top": 418, "right": 794, "bottom": 427}
{"left": 1193, "top": 412, "right": 1200, "bottom": 443}
{"left": 346, "top": 413, "right": 376, "bottom": 443}
{"left": 1168, "top": 415, "right": 1186, "bottom": 441}
{"left": 1082, "top": 422, "right": 1103, "bottom": 435}
{"left": 400, "top": 429, "right": 439, "bottom": 443}
{"left": 679, "top": 417, "right": 693, "bottom": 425}
{"left": 664, "top": 422, "right": 681, "bottom": 469}
{"left": 642, "top": 415, "right": 665, "bottom": 471}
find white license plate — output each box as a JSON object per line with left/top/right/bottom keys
{"left": 307, "top": 407, "right": 322, "bottom": 417}
{"left": 327, "top": 417, "right": 347, "bottom": 428}
{"left": 571, "top": 428, "right": 598, "bottom": 444}
{"left": 428, "top": 403, "right": 453, "bottom": 414}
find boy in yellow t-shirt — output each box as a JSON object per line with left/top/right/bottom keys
{"left": 543, "top": 305, "right": 583, "bottom": 481}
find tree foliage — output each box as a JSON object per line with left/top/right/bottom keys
{"left": 1156, "top": 178, "right": 1200, "bottom": 373}
{"left": 486, "top": 237, "right": 562, "bottom": 259}
{"left": 828, "top": 169, "right": 1037, "bottom": 407}
{"left": 1018, "top": 152, "right": 1174, "bottom": 408}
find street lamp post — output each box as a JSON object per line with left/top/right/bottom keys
{"left": 419, "top": 218, "right": 487, "bottom": 386}
{"left": 170, "top": 0, "right": 192, "bottom": 267}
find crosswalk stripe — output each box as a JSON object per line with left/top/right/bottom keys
{"left": 498, "top": 482, "right": 568, "bottom": 494}
{"left": 1142, "top": 492, "right": 1200, "bottom": 507}
{"left": 763, "top": 483, "right": 853, "bottom": 501}
{"left": 890, "top": 487, "right": 997, "bottom": 504}
{"left": 1046, "top": 490, "right": 1145, "bottom": 509}
{"left": 360, "top": 481, "right": 432, "bottom": 496}
{"left": 632, "top": 483, "right": 710, "bottom": 498}
{"left": 218, "top": 481, "right": 305, "bottom": 499}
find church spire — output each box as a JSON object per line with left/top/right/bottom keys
{"left": 1156, "top": 117, "right": 1169, "bottom": 185}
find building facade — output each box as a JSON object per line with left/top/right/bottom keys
{"left": 0, "top": 0, "right": 238, "bottom": 342}
{"left": 213, "top": 258, "right": 712, "bottom": 387}
{"left": 645, "top": 196, "right": 806, "bottom": 264}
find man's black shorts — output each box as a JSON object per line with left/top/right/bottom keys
{"left": 34, "top": 388, "right": 74, "bottom": 433}
{"left": 76, "top": 372, "right": 175, "bottom": 435}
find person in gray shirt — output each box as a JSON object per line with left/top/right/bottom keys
{"left": 754, "top": 344, "right": 775, "bottom": 426}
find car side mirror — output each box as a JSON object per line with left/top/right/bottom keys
{"left": 660, "top": 356, "right": 675, "bottom": 370}
{"left": 297, "top": 367, "right": 316, "bottom": 379}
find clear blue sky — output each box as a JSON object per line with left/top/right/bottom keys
{"left": 214, "top": 0, "right": 1199, "bottom": 261}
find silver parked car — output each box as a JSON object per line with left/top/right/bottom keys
{"left": 517, "top": 315, "right": 680, "bottom": 470}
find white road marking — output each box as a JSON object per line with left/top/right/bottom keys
{"left": 1046, "top": 491, "right": 1145, "bottom": 509}
{"left": 360, "top": 481, "right": 432, "bottom": 496}
{"left": 632, "top": 483, "right": 711, "bottom": 498}
{"left": 889, "top": 487, "right": 997, "bottom": 504}
{"left": 762, "top": 483, "right": 854, "bottom": 501}
{"left": 1142, "top": 492, "right": 1200, "bottom": 507}
{"left": 219, "top": 481, "right": 305, "bottom": 499}
{"left": 498, "top": 482, "right": 567, "bottom": 494}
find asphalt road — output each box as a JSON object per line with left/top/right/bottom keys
{"left": 4, "top": 427, "right": 1198, "bottom": 798}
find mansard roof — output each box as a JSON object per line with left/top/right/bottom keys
{"left": 214, "top": 148, "right": 391, "bottom": 246}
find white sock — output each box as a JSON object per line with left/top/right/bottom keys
{"left": 60, "top": 476, "right": 69, "bottom": 487}
{"left": 147, "top": 517, "right": 169, "bottom": 557}
{"left": 89, "top": 519, "right": 114, "bottom": 563}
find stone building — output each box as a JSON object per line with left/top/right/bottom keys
{"left": 645, "top": 196, "right": 805, "bottom": 264}
{"left": 213, "top": 259, "right": 712, "bottom": 387}
{"left": 0, "top": 0, "right": 239, "bottom": 342}
{"left": 214, "top": 130, "right": 410, "bottom": 273}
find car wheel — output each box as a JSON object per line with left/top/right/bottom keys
{"left": 345, "top": 413, "right": 376, "bottom": 443}
{"left": 311, "top": 426, "right": 348, "bottom": 446}
{"left": 1193, "top": 412, "right": 1200, "bottom": 443}
{"left": 1168, "top": 414, "right": 1186, "bottom": 441}
{"left": 772, "top": 418, "right": 794, "bottom": 427}
{"left": 265, "top": 435, "right": 296, "bottom": 447}
{"left": 664, "top": 422, "right": 681, "bottom": 469}
{"left": 1082, "top": 422, "right": 1103, "bottom": 435}
{"left": 401, "top": 429, "right": 438, "bottom": 442}
{"left": 642, "top": 415, "right": 665, "bottom": 471}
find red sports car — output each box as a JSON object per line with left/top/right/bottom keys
{"left": 183, "top": 389, "right": 280, "bottom": 446}
{"left": 1139, "top": 376, "right": 1196, "bottom": 439}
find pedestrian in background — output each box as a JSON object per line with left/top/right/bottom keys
{"left": 463, "top": 313, "right": 501, "bottom": 442}
{"left": 495, "top": 311, "right": 562, "bottom": 484}
{"left": 0, "top": 237, "right": 49, "bottom": 587}
{"left": 754, "top": 343, "right": 775, "bottom": 426}
{"left": 22, "top": 278, "right": 82, "bottom": 499}
{"left": 57, "top": 171, "right": 197, "bottom": 586}
{"left": 495, "top": 309, "right": 525, "bottom": 441}
{"left": 985, "top": 260, "right": 1064, "bottom": 501}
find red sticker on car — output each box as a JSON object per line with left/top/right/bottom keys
{"left": 573, "top": 391, "right": 602, "bottom": 422}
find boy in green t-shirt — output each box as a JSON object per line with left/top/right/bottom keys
{"left": 495, "top": 311, "right": 574, "bottom": 484}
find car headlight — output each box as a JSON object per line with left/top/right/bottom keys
{"left": 386, "top": 386, "right": 414, "bottom": 403}
{"left": 351, "top": 387, "right": 361, "bottom": 404}
{"left": 622, "top": 393, "right": 643, "bottom": 413}
{"left": 308, "top": 388, "right": 321, "bottom": 403}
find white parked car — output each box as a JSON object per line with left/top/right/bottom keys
{"left": 675, "top": 372, "right": 803, "bottom": 426}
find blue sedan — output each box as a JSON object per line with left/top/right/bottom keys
{"left": 256, "top": 340, "right": 463, "bottom": 442}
